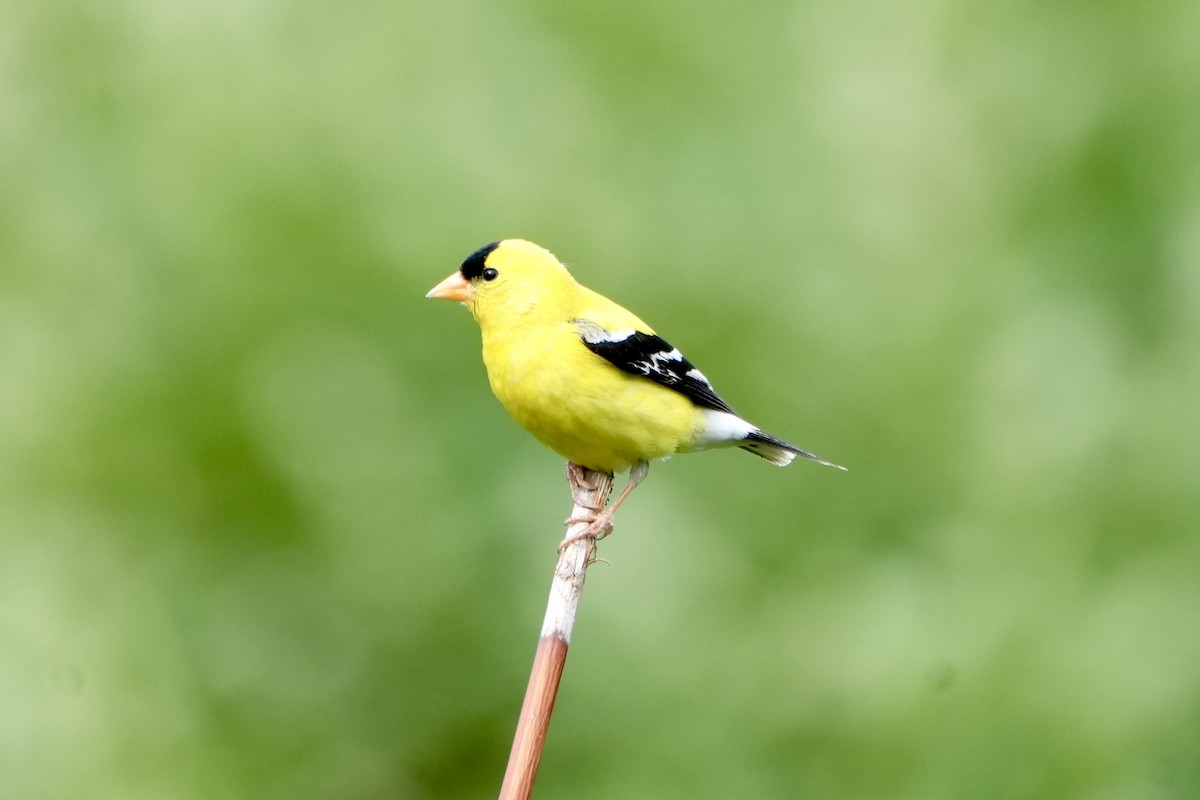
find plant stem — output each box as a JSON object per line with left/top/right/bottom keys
{"left": 498, "top": 464, "right": 614, "bottom": 800}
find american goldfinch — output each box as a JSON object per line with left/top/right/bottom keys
{"left": 427, "top": 239, "right": 843, "bottom": 537}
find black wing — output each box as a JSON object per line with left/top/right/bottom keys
{"left": 574, "top": 320, "right": 735, "bottom": 414}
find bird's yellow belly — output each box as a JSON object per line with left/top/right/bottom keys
{"left": 483, "top": 334, "right": 699, "bottom": 473}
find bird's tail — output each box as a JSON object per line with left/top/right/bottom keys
{"left": 739, "top": 430, "right": 846, "bottom": 470}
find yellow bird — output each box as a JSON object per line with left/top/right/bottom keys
{"left": 427, "top": 239, "right": 843, "bottom": 536}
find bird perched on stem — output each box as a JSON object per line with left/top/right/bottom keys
{"left": 427, "top": 239, "right": 844, "bottom": 542}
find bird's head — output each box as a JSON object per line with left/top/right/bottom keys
{"left": 426, "top": 239, "right": 576, "bottom": 324}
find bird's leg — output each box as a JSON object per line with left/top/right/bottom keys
{"left": 561, "top": 460, "right": 649, "bottom": 551}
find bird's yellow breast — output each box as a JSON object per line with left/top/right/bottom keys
{"left": 480, "top": 319, "right": 700, "bottom": 473}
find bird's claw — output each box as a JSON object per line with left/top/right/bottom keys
{"left": 559, "top": 511, "right": 614, "bottom": 552}
{"left": 563, "top": 513, "right": 604, "bottom": 527}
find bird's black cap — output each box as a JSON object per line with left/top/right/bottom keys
{"left": 461, "top": 241, "right": 500, "bottom": 280}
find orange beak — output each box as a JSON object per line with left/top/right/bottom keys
{"left": 426, "top": 271, "right": 472, "bottom": 303}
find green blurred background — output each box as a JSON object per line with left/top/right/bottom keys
{"left": 3, "top": 1, "right": 1198, "bottom": 798}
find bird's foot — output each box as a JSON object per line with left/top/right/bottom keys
{"left": 559, "top": 509, "right": 614, "bottom": 553}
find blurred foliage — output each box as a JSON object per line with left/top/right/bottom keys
{"left": 2, "top": 1, "right": 1199, "bottom": 798}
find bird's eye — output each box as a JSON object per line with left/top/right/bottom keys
{"left": 482, "top": 268, "right": 499, "bottom": 281}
